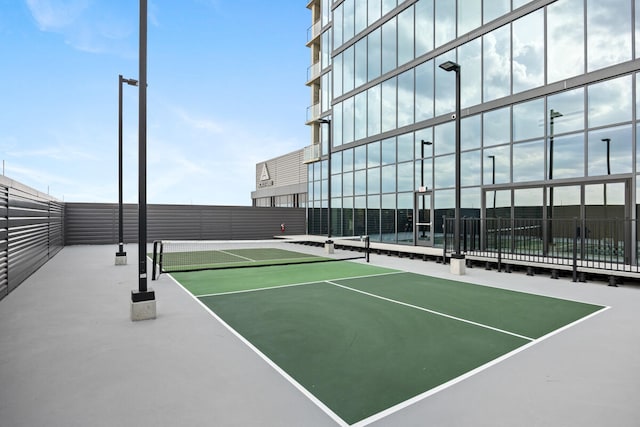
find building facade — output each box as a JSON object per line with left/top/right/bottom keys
{"left": 252, "top": 149, "right": 307, "bottom": 208}
{"left": 305, "top": 0, "right": 640, "bottom": 251}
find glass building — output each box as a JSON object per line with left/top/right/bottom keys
{"left": 305, "top": 0, "right": 640, "bottom": 251}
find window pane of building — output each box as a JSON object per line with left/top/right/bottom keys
{"left": 415, "top": 0, "right": 434, "bottom": 57}
{"left": 381, "top": 193, "right": 396, "bottom": 242}
{"left": 368, "top": 167, "right": 381, "bottom": 194}
{"left": 484, "top": 145, "right": 510, "bottom": 185}
{"left": 483, "top": 0, "right": 509, "bottom": 24}
{"left": 398, "top": 192, "right": 413, "bottom": 241}
{"left": 548, "top": 0, "right": 584, "bottom": 83}
{"left": 435, "top": 0, "right": 455, "bottom": 48}
{"left": 343, "top": 171, "right": 354, "bottom": 196}
{"left": 382, "top": 0, "right": 396, "bottom": 16}
{"left": 513, "top": 140, "right": 544, "bottom": 182}
{"left": 382, "top": 164, "right": 397, "bottom": 193}
{"left": 434, "top": 154, "right": 454, "bottom": 189}
{"left": 434, "top": 121, "right": 454, "bottom": 156}
{"left": 461, "top": 150, "right": 481, "bottom": 186}
{"left": 354, "top": 145, "right": 367, "bottom": 169}
{"left": 587, "top": 125, "right": 632, "bottom": 176}
{"left": 354, "top": 92, "right": 367, "bottom": 141}
{"left": 514, "top": 188, "right": 543, "bottom": 219}
{"left": 355, "top": 0, "right": 367, "bottom": 34}
{"left": 334, "top": 4, "right": 343, "bottom": 48}
{"left": 459, "top": 38, "right": 482, "bottom": 108}
{"left": 343, "top": 45, "right": 355, "bottom": 93}
{"left": 397, "top": 161, "right": 414, "bottom": 191}
{"left": 368, "top": 28, "right": 382, "bottom": 81}
{"left": 550, "top": 133, "right": 585, "bottom": 179}
{"left": 513, "top": 98, "right": 543, "bottom": 141}
{"left": 355, "top": 170, "right": 367, "bottom": 195}
{"left": 397, "top": 69, "right": 415, "bottom": 128}
{"left": 381, "top": 136, "right": 396, "bottom": 165}
{"left": 587, "top": 0, "right": 631, "bottom": 72}
{"left": 483, "top": 106, "right": 511, "bottom": 147}
{"left": 368, "top": 140, "right": 381, "bottom": 167}
{"left": 397, "top": 6, "right": 414, "bottom": 66}
{"left": 588, "top": 76, "right": 632, "bottom": 128}
{"left": 435, "top": 51, "right": 457, "bottom": 116}
{"left": 344, "top": 0, "right": 355, "bottom": 42}
{"left": 461, "top": 114, "right": 481, "bottom": 151}
{"left": 368, "top": 0, "right": 381, "bottom": 25}
{"left": 382, "top": 17, "right": 397, "bottom": 74}
{"left": 381, "top": 77, "right": 397, "bottom": 133}
{"left": 355, "top": 38, "right": 367, "bottom": 88}
{"left": 343, "top": 96, "right": 355, "bottom": 144}
{"left": 548, "top": 87, "right": 585, "bottom": 135}
{"left": 483, "top": 24, "right": 511, "bottom": 102}
{"left": 397, "top": 133, "right": 414, "bottom": 162}
{"left": 458, "top": 0, "right": 480, "bottom": 36}
{"left": 367, "top": 84, "right": 381, "bottom": 136}
{"left": 512, "top": 9, "right": 544, "bottom": 93}
{"left": 415, "top": 60, "right": 434, "bottom": 122}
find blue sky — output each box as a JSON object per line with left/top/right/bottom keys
{"left": 0, "top": 0, "right": 309, "bottom": 205}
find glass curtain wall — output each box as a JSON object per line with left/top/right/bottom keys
{"left": 308, "top": 0, "right": 638, "bottom": 249}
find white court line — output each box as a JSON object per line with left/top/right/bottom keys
{"left": 218, "top": 249, "right": 257, "bottom": 262}
{"left": 352, "top": 305, "right": 611, "bottom": 427}
{"left": 326, "top": 280, "right": 536, "bottom": 342}
{"left": 195, "top": 270, "right": 404, "bottom": 298}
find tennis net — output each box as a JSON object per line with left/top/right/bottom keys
{"left": 151, "top": 236, "right": 370, "bottom": 279}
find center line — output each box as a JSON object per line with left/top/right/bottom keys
{"left": 325, "top": 280, "right": 535, "bottom": 342}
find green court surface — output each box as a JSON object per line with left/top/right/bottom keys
{"left": 171, "top": 261, "right": 604, "bottom": 426}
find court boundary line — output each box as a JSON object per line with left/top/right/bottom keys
{"left": 351, "top": 305, "right": 610, "bottom": 427}
{"left": 166, "top": 273, "right": 350, "bottom": 427}
{"left": 193, "top": 270, "right": 404, "bottom": 298}
{"left": 326, "top": 280, "right": 536, "bottom": 342}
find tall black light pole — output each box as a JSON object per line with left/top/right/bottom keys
{"left": 116, "top": 75, "right": 138, "bottom": 265}
{"left": 548, "top": 109, "right": 562, "bottom": 248}
{"left": 439, "top": 60, "right": 463, "bottom": 261}
{"left": 131, "top": 0, "right": 155, "bottom": 319}
{"left": 318, "top": 118, "right": 332, "bottom": 240}
{"left": 488, "top": 155, "right": 496, "bottom": 211}
{"left": 602, "top": 137, "right": 611, "bottom": 208}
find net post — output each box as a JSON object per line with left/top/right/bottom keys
{"left": 152, "top": 240, "right": 158, "bottom": 280}
{"left": 365, "top": 235, "right": 370, "bottom": 262}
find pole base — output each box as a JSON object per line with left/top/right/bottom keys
{"left": 115, "top": 252, "right": 127, "bottom": 265}
{"left": 324, "top": 240, "right": 334, "bottom": 254}
{"left": 449, "top": 255, "right": 466, "bottom": 275}
{"left": 131, "top": 289, "right": 156, "bottom": 321}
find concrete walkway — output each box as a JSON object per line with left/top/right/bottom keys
{"left": 1, "top": 244, "right": 639, "bottom": 426}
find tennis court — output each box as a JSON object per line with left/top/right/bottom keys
{"left": 164, "top": 241, "right": 606, "bottom": 426}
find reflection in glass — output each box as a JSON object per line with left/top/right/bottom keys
{"left": 514, "top": 188, "right": 543, "bottom": 219}
{"left": 547, "top": 0, "right": 584, "bottom": 83}
{"left": 435, "top": 51, "right": 457, "bottom": 116}
{"left": 461, "top": 114, "right": 481, "bottom": 151}
{"left": 458, "top": 0, "right": 480, "bottom": 35}
{"left": 334, "top": 4, "right": 343, "bottom": 48}
{"left": 343, "top": 196, "right": 354, "bottom": 236}
{"left": 343, "top": 148, "right": 354, "bottom": 172}
{"left": 343, "top": 171, "right": 354, "bottom": 196}
{"left": 513, "top": 99, "right": 544, "bottom": 141}
{"left": 415, "top": 0, "right": 434, "bottom": 57}
{"left": 415, "top": 60, "right": 434, "bottom": 122}
{"left": 459, "top": 38, "right": 482, "bottom": 108}
{"left": 397, "top": 133, "right": 413, "bottom": 162}
{"left": 484, "top": 106, "right": 511, "bottom": 146}
{"left": 381, "top": 77, "right": 397, "bottom": 133}
{"left": 368, "top": 28, "right": 381, "bottom": 81}
{"left": 435, "top": 154, "right": 454, "bottom": 189}
{"left": 343, "top": 46, "right": 355, "bottom": 93}
{"left": 354, "top": 38, "right": 367, "bottom": 88}
{"left": 397, "top": 69, "right": 414, "bottom": 128}
{"left": 435, "top": 0, "right": 455, "bottom": 48}
{"left": 354, "top": 145, "right": 366, "bottom": 170}
{"left": 354, "top": 170, "right": 366, "bottom": 195}
{"left": 434, "top": 121, "right": 454, "bottom": 156}
{"left": 588, "top": 126, "right": 632, "bottom": 176}
{"left": 397, "top": 161, "right": 414, "bottom": 191}
{"left": 382, "top": 164, "right": 396, "bottom": 193}
{"left": 381, "top": 137, "right": 396, "bottom": 165}
{"left": 368, "top": 0, "right": 381, "bottom": 25}
{"left": 343, "top": 97, "right": 354, "bottom": 144}
{"left": 550, "top": 133, "right": 585, "bottom": 180}
{"left": 398, "top": 192, "right": 413, "bottom": 241}
{"left": 368, "top": 167, "right": 381, "bottom": 194}
{"left": 483, "top": 24, "right": 511, "bottom": 102}
{"left": 382, "top": 18, "right": 397, "bottom": 74}
{"left": 354, "top": 92, "right": 367, "bottom": 141}
{"left": 588, "top": 76, "right": 632, "bottom": 128}
{"left": 398, "top": 6, "right": 414, "bottom": 66}
{"left": 483, "top": 145, "right": 510, "bottom": 185}
{"left": 461, "top": 150, "right": 481, "bottom": 187}
{"left": 548, "top": 88, "right": 585, "bottom": 135}
{"left": 368, "top": 141, "right": 381, "bottom": 168}
{"left": 587, "top": 0, "right": 631, "bottom": 72}
{"left": 513, "top": 10, "right": 544, "bottom": 93}
{"left": 367, "top": 85, "right": 381, "bottom": 136}
{"left": 355, "top": 0, "right": 367, "bottom": 34}
{"left": 513, "top": 140, "right": 544, "bottom": 183}
{"left": 343, "top": 0, "right": 355, "bottom": 42}
{"left": 381, "top": 193, "right": 396, "bottom": 242}
{"left": 354, "top": 196, "right": 366, "bottom": 236}
{"left": 483, "top": 0, "right": 509, "bottom": 24}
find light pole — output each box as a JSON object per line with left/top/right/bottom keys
{"left": 439, "top": 60, "right": 464, "bottom": 270}
{"left": 116, "top": 75, "right": 138, "bottom": 265}
{"left": 317, "top": 118, "right": 332, "bottom": 241}
{"left": 487, "top": 155, "right": 496, "bottom": 212}
{"left": 131, "top": 0, "right": 155, "bottom": 320}
{"left": 602, "top": 137, "right": 611, "bottom": 208}
{"left": 548, "top": 109, "right": 562, "bottom": 249}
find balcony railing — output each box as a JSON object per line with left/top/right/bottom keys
{"left": 303, "top": 144, "right": 321, "bottom": 163}
{"left": 306, "top": 20, "right": 321, "bottom": 44}
{"left": 306, "top": 103, "right": 321, "bottom": 124}
{"left": 307, "top": 61, "right": 321, "bottom": 84}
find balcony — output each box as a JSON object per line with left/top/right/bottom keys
{"left": 306, "top": 20, "right": 321, "bottom": 46}
{"left": 303, "top": 143, "right": 321, "bottom": 163}
{"left": 306, "top": 61, "right": 321, "bottom": 85}
{"left": 306, "top": 103, "right": 321, "bottom": 124}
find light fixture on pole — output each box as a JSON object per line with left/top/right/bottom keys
{"left": 116, "top": 75, "right": 138, "bottom": 266}
{"left": 317, "top": 118, "right": 333, "bottom": 244}
{"left": 439, "top": 60, "right": 464, "bottom": 273}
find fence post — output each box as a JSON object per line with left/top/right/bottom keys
{"left": 497, "top": 217, "right": 502, "bottom": 272}
{"left": 572, "top": 217, "right": 578, "bottom": 282}
{"left": 442, "top": 215, "right": 448, "bottom": 263}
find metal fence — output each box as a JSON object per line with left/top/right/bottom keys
{"left": 443, "top": 216, "right": 638, "bottom": 280}
{"left": 0, "top": 177, "right": 64, "bottom": 301}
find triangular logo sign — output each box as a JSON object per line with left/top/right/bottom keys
{"left": 260, "top": 163, "right": 270, "bottom": 181}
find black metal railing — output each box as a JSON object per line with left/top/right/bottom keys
{"left": 443, "top": 216, "right": 638, "bottom": 278}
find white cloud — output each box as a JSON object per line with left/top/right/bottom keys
{"left": 24, "top": 0, "right": 136, "bottom": 56}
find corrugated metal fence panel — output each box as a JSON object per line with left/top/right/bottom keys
{"left": 0, "top": 185, "right": 8, "bottom": 299}
{"left": 64, "top": 203, "right": 306, "bottom": 244}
